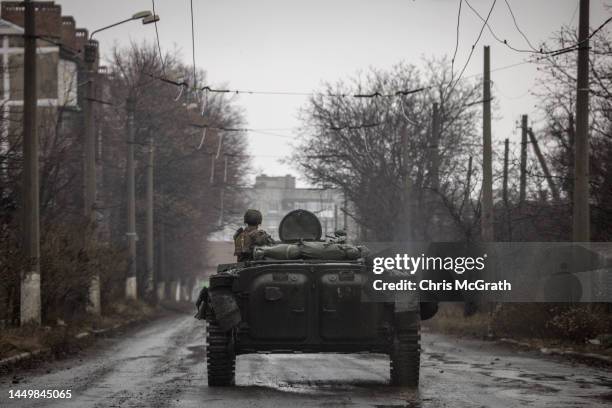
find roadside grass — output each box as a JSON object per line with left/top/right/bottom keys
{"left": 0, "top": 299, "right": 156, "bottom": 362}
{"left": 424, "top": 303, "right": 612, "bottom": 361}
{"left": 423, "top": 303, "right": 491, "bottom": 339}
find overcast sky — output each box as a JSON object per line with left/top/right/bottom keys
{"left": 54, "top": 0, "right": 610, "bottom": 185}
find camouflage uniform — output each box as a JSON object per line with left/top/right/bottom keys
{"left": 233, "top": 225, "right": 274, "bottom": 262}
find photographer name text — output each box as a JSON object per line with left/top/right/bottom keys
{"left": 372, "top": 279, "right": 512, "bottom": 292}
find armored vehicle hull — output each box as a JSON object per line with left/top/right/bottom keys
{"left": 200, "top": 210, "right": 422, "bottom": 387}
{"left": 205, "top": 260, "right": 420, "bottom": 387}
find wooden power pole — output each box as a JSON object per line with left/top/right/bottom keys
{"left": 126, "top": 97, "right": 137, "bottom": 300}
{"left": 481, "top": 46, "right": 494, "bottom": 242}
{"left": 430, "top": 102, "right": 440, "bottom": 192}
{"left": 83, "top": 40, "right": 100, "bottom": 315}
{"left": 502, "top": 138, "right": 512, "bottom": 240}
{"left": 463, "top": 156, "right": 473, "bottom": 219}
{"left": 157, "top": 219, "right": 166, "bottom": 301}
{"left": 21, "top": 0, "right": 41, "bottom": 325}
{"left": 519, "top": 115, "right": 528, "bottom": 205}
{"left": 145, "top": 135, "right": 154, "bottom": 300}
{"left": 502, "top": 139, "right": 509, "bottom": 206}
{"left": 573, "top": 0, "right": 590, "bottom": 242}
{"left": 528, "top": 128, "right": 560, "bottom": 202}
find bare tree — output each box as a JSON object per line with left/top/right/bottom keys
{"left": 292, "top": 59, "right": 482, "bottom": 241}
{"left": 99, "top": 43, "right": 249, "bottom": 297}
{"left": 533, "top": 26, "right": 612, "bottom": 240}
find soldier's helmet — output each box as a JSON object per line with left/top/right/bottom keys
{"left": 244, "top": 209, "right": 263, "bottom": 226}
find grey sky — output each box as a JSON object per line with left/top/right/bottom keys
{"left": 54, "top": 0, "right": 610, "bottom": 185}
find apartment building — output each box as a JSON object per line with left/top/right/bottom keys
{"left": 0, "top": 1, "right": 98, "bottom": 138}
{"left": 210, "top": 174, "right": 355, "bottom": 242}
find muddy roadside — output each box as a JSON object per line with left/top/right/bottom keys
{"left": 424, "top": 303, "right": 612, "bottom": 366}
{"left": 0, "top": 300, "right": 195, "bottom": 373}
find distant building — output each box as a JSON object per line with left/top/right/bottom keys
{"left": 250, "top": 174, "right": 350, "bottom": 240}
{"left": 209, "top": 174, "right": 356, "bottom": 242}
{"left": 0, "top": 2, "right": 97, "bottom": 127}
{"left": 0, "top": 1, "right": 105, "bottom": 214}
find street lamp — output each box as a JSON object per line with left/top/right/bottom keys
{"left": 85, "top": 11, "right": 160, "bottom": 63}
{"left": 89, "top": 11, "right": 158, "bottom": 40}
{"left": 142, "top": 14, "right": 161, "bottom": 25}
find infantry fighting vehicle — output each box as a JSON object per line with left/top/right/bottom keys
{"left": 198, "top": 209, "right": 425, "bottom": 387}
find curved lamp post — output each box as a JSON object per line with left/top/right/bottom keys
{"left": 90, "top": 11, "right": 159, "bottom": 40}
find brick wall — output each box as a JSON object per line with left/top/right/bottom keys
{"left": 1, "top": 1, "right": 62, "bottom": 39}
{"left": 74, "top": 28, "right": 87, "bottom": 56}
{"left": 61, "top": 16, "right": 76, "bottom": 50}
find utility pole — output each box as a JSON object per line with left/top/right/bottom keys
{"left": 343, "top": 192, "right": 348, "bottom": 232}
{"left": 463, "top": 156, "right": 473, "bottom": 220}
{"left": 126, "top": 97, "right": 137, "bottom": 300}
{"left": 502, "top": 139, "right": 509, "bottom": 207}
{"left": 219, "top": 156, "right": 227, "bottom": 226}
{"left": 427, "top": 102, "right": 440, "bottom": 239}
{"left": 430, "top": 103, "right": 440, "bottom": 192}
{"left": 519, "top": 115, "right": 528, "bottom": 205}
{"left": 156, "top": 219, "right": 166, "bottom": 301}
{"left": 334, "top": 204, "right": 338, "bottom": 231}
{"left": 567, "top": 113, "right": 575, "bottom": 201}
{"left": 481, "top": 46, "right": 494, "bottom": 242}
{"left": 145, "top": 134, "right": 154, "bottom": 300}
{"left": 83, "top": 40, "right": 101, "bottom": 315}
{"left": 399, "top": 127, "right": 413, "bottom": 240}
{"left": 528, "top": 128, "right": 560, "bottom": 202}
{"left": 573, "top": 0, "right": 590, "bottom": 242}
{"left": 21, "top": 0, "right": 41, "bottom": 325}
{"left": 503, "top": 138, "right": 512, "bottom": 240}
{"left": 482, "top": 47, "right": 495, "bottom": 340}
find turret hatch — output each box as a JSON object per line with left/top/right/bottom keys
{"left": 278, "top": 209, "right": 322, "bottom": 242}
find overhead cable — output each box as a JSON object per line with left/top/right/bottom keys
{"left": 151, "top": 0, "right": 165, "bottom": 73}
{"left": 447, "top": 0, "right": 498, "bottom": 98}
{"left": 189, "top": 0, "right": 197, "bottom": 88}
{"left": 450, "top": 0, "right": 464, "bottom": 83}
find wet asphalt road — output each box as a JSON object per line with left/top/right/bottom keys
{"left": 1, "top": 313, "right": 610, "bottom": 408}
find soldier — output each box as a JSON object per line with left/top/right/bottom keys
{"left": 234, "top": 209, "right": 274, "bottom": 261}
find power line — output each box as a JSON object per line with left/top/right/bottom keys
{"left": 147, "top": 72, "right": 432, "bottom": 98}
{"left": 190, "top": 122, "right": 381, "bottom": 133}
{"left": 145, "top": 50, "right": 579, "bottom": 104}
{"left": 503, "top": 0, "right": 539, "bottom": 52}
{"left": 492, "top": 82, "right": 531, "bottom": 100}
{"left": 151, "top": 0, "right": 165, "bottom": 74}
{"left": 569, "top": 2, "right": 579, "bottom": 26}
{"left": 329, "top": 122, "right": 380, "bottom": 131}
{"left": 200, "top": 84, "right": 427, "bottom": 98}
{"left": 448, "top": 0, "right": 497, "bottom": 98}
{"left": 464, "top": 0, "right": 535, "bottom": 54}
{"left": 145, "top": 72, "right": 189, "bottom": 87}
{"left": 189, "top": 0, "right": 197, "bottom": 89}
{"left": 465, "top": 0, "right": 612, "bottom": 56}
{"left": 450, "top": 0, "right": 464, "bottom": 80}
{"left": 248, "top": 130, "right": 296, "bottom": 139}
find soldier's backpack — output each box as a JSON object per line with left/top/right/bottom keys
{"left": 233, "top": 227, "right": 273, "bottom": 260}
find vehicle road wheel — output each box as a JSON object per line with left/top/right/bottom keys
{"left": 206, "top": 321, "right": 235, "bottom": 386}
{"left": 390, "top": 312, "right": 420, "bottom": 387}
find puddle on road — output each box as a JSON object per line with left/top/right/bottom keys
{"left": 598, "top": 392, "right": 612, "bottom": 401}
{"left": 422, "top": 344, "right": 612, "bottom": 407}
{"left": 232, "top": 381, "right": 421, "bottom": 408}
{"left": 118, "top": 354, "right": 163, "bottom": 362}
{"left": 518, "top": 372, "right": 568, "bottom": 382}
